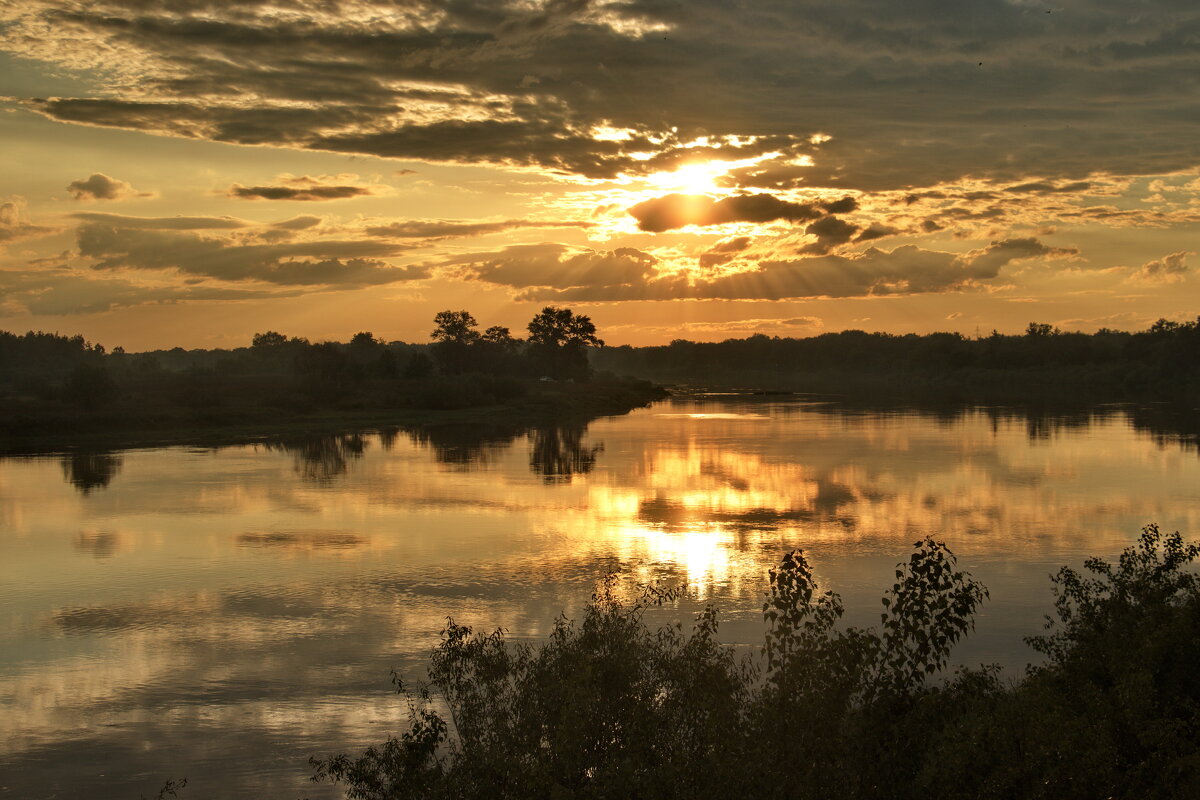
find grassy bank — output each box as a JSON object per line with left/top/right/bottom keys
{"left": 312, "top": 526, "right": 1200, "bottom": 800}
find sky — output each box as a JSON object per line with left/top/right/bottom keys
{"left": 1, "top": 0, "right": 1199, "bottom": 350}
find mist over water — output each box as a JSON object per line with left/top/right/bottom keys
{"left": 2, "top": 396, "right": 1199, "bottom": 799}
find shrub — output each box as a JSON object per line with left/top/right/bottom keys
{"left": 311, "top": 529, "right": 1200, "bottom": 800}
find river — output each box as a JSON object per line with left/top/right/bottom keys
{"left": 2, "top": 395, "right": 1199, "bottom": 798}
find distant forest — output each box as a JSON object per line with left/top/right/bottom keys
{"left": 0, "top": 307, "right": 657, "bottom": 447}
{"left": 3, "top": 316, "right": 1199, "bottom": 445}
{"left": 593, "top": 319, "right": 1200, "bottom": 402}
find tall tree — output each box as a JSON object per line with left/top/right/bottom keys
{"left": 527, "top": 307, "right": 603, "bottom": 348}
{"left": 431, "top": 310, "right": 481, "bottom": 374}
{"left": 431, "top": 311, "right": 481, "bottom": 344}
{"left": 526, "top": 307, "right": 603, "bottom": 379}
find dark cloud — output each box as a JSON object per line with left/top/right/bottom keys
{"left": 66, "top": 173, "right": 152, "bottom": 201}
{"left": 856, "top": 223, "right": 899, "bottom": 242}
{"left": 229, "top": 183, "right": 376, "bottom": 201}
{"left": 628, "top": 193, "right": 824, "bottom": 232}
{"left": 75, "top": 224, "right": 426, "bottom": 286}
{"left": 822, "top": 196, "right": 858, "bottom": 214}
{"left": 800, "top": 215, "right": 859, "bottom": 254}
{"left": 967, "top": 237, "right": 1077, "bottom": 274}
{"left": 9, "top": 2, "right": 1200, "bottom": 190}
{"left": 1004, "top": 181, "right": 1094, "bottom": 195}
{"left": 364, "top": 218, "right": 590, "bottom": 239}
{"left": 699, "top": 237, "right": 752, "bottom": 268}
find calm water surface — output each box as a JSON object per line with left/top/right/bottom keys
{"left": 2, "top": 396, "right": 1199, "bottom": 798}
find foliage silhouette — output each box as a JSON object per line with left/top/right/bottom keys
{"left": 0, "top": 321, "right": 661, "bottom": 450}
{"left": 526, "top": 306, "right": 603, "bottom": 380}
{"left": 592, "top": 317, "right": 1200, "bottom": 402}
{"left": 311, "top": 528, "right": 1200, "bottom": 800}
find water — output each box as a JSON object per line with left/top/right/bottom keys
{"left": 2, "top": 395, "right": 1199, "bottom": 798}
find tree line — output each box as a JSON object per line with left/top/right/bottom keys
{"left": 592, "top": 317, "right": 1200, "bottom": 401}
{"left": 0, "top": 307, "right": 654, "bottom": 447}
{"left": 428, "top": 306, "right": 602, "bottom": 379}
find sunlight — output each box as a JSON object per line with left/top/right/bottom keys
{"left": 644, "top": 161, "right": 731, "bottom": 195}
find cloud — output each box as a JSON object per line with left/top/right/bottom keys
{"left": 800, "top": 215, "right": 858, "bottom": 254}
{"left": 1130, "top": 250, "right": 1193, "bottom": 284}
{"left": 0, "top": 265, "right": 299, "bottom": 315}
{"left": 227, "top": 174, "right": 382, "bottom": 201}
{"left": 1003, "top": 180, "right": 1094, "bottom": 195}
{"left": 492, "top": 237, "right": 1076, "bottom": 302}
{"left": 11, "top": 2, "right": 1200, "bottom": 191}
{"left": 628, "top": 193, "right": 825, "bottom": 232}
{"left": 967, "top": 237, "right": 1078, "bottom": 274}
{"left": 363, "top": 218, "right": 590, "bottom": 239}
{"left": 856, "top": 223, "right": 899, "bottom": 242}
{"left": 270, "top": 216, "right": 323, "bottom": 230}
{"left": 699, "top": 237, "right": 752, "bottom": 268}
{"left": 451, "top": 243, "right": 658, "bottom": 290}
{"left": 75, "top": 224, "right": 426, "bottom": 286}
{"left": 71, "top": 212, "right": 248, "bottom": 229}
{"left": 66, "top": 173, "right": 153, "bottom": 201}
{"left": 0, "top": 199, "right": 55, "bottom": 243}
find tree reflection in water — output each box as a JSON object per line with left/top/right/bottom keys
{"left": 402, "top": 421, "right": 603, "bottom": 481}
{"left": 529, "top": 424, "right": 602, "bottom": 483}
{"left": 263, "top": 433, "right": 368, "bottom": 482}
{"left": 405, "top": 423, "right": 524, "bottom": 468}
{"left": 60, "top": 451, "right": 123, "bottom": 494}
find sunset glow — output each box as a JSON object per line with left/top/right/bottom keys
{"left": 0, "top": 2, "right": 1198, "bottom": 349}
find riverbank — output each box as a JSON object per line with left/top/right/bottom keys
{"left": 0, "top": 374, "right": 667, "bottom": 454}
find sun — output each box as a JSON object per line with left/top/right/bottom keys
{"left": 644, "top": 161, "right": 729, "bottom": 195}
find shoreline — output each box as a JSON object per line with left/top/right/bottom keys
{"left": 0, "top": 378, "right": 669, "bottom": 455}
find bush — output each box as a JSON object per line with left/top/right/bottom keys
{"left": 311, "top": 528, "right": 1200, "bottom": 800}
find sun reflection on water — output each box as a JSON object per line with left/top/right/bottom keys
{"left": 5, "top": 401, "right": 1200, "bottom": 797}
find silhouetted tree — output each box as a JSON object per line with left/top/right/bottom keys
{"left": 432, "top": 311, "right": 481, "bottom": 344}
{"left": 252, "top": 331, "right": 289, "bottom": 349}
{"left": 526, "top": 306, "right": 604, "bottom": 379}
{"left": 432, "top": 310, "right": 483, "bottom": 374}
{"left": 1025, "top": 322, "right": 1058, "bottom": 337}
{"left": 483, "top": 325, "right": 516, "bottom": 346}
{"left": 527, "top": 307, "right": 603, "bottom": 349}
